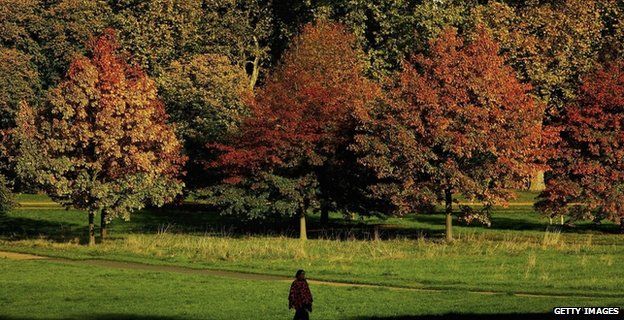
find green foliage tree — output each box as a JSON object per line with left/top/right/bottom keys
{"left": 599, "top": 0, "right": 624, "bottom": 62}
{"left": 39, "top": 0, "right": 113, "bottom": 85}
{"left": 111, "top": 0, "right": 203, "bottom": 75}
{"left": 331, "top": 0, "right": 417, "bottom": 78}
{"left": 15, "top": 30, "right": 186, "bottom": 245}
{"left": 0, "top": 48, "right": 40, "bottom": 130}
{"left": 157, "top": 54, "right": 251, "bottom": 188}
{"left": 201, "top": 0, "right": 273, "bottom": 89}
{"left": 0, "top": 48, "right": 41, "bottom": 187}
{"left": 413, "top": 0, "right": 477, "bottom": 52}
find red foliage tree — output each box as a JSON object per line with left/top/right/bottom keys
{"left": 15, "top": 30, "right": 186, "bottom": 245}
{"left": 209, "top": 20, "right": 377, "bottom": 239}
{"left": 353, "top": 27, "right": 544, "bottom": 241}
{"left": 537, "top": 61, "right": 624, "bottom": 231}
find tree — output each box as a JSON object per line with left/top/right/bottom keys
{"left": 15, "top": 30, "right": 186, "bottom": 245}
{"left": 112, "top": 0, "right": 272, "bottom": 86}
{"left": 352, "top": 27, "right": 543, "bottom": 241}
{"left": 331, "top": 0, "right": 418, "bottom": 78}
{"left": 208, "top": 20, "right": 375, "bottom": 239}
{"left": 201, "top": 0, "right": 273, "bottom": 89}
{"left": 537, "top": 61, "right": 624, "bottom": 231}
{"left": 111, "top": 0, "right": 203, "bottom": 76}
{"left": 157, "top": 54, "right": 251, "bottom": 188}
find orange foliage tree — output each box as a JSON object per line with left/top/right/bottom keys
{"left": 15, "top": 30, "right": 186, "bottom": 245}
{"left": 353, "top": 27, "right": 544, "bottom": 241}
{"left": 208, "top": 20, "right": 377, "bottom": 239}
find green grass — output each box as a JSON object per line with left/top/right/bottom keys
{"left": 1, "top": 192, "right": 623, "bottom": 318}
{"left": 0, "top": 258, "right": 621, "bottom": 320}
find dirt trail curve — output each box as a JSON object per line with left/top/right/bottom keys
{"left": 0, "top": 250, "right": 615, "bottom": 300}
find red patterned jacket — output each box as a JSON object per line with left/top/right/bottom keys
{"left": 289, "top": 279, "right": 313, "bottom": 310}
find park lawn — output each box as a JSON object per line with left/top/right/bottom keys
{"left": 1, "top": 193, "right": 623, "bottom": 300}
{"left": 0, "top": 258, "right": 621, "bottom": 320}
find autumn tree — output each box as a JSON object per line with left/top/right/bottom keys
{"left": 15, "top": 30, "right": 186, "bottom": 245}
{"left": 208, "top": 20, "right": 376, "bottom": 239}
{"left": 157, "top": 54, "right": 251, "bottom": 188}
{"left": 352, "top": 27, "right": 543, "bottom": 241}
{"left": 537, "top": 61, "right": 624, "bottom": 231}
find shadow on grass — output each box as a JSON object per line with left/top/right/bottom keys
{"left": 1, "top": 201, "right": 619, "bottom": 243}
{"left": 0, "top": 215, "right": 85, "bottom": 243}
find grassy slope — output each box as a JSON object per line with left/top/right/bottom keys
{"left": 1, "top": 193, "right": 623, "bottom": 301}
{"left": 0, "top": 259, "right": 621, "bottom": 320}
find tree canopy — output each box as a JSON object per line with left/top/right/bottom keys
{"left": 207, "top": 20, "right": 377, "bottom": 239}
{"left": 15, "top": 30, "right": 186, "bottom": 245}
{"left": 352, "top": 27, "right": 544, "bottom": 240}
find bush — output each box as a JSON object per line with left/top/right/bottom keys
{"left": 0, "top": 174, "right": 15, "bottom": 214}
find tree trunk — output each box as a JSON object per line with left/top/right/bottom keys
{"left": 299, "top": 211, "right": 307, "bottom": 241}
{"left": 100, "top": 209, "right": 108, "bottom": 241}
{"left": 529, "top": 170, "right": 545, "bottom": 191}
{"left": 320, "top": 204, "right": 329, "bottom": 226}
{"left": 445, "top": 188, "right": 453, "bottom": 242}
{"left": 88, "top": 210, "right": 95, "bottom": 246}
{"left": 248, "top": 36, "right": 260, "bottom": 90}
{"left": 373, "top": 225, "right": 380, "bottom": 241}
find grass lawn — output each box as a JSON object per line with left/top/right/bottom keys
{"left": 1, "top": 192, "right": 623, "bottom": 319}
{"left": 0, "top": 258, "right": 621, "bottom": 320}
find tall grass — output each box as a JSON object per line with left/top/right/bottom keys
{"left": 3, "top": 227, "right": 602, "bottom": 264}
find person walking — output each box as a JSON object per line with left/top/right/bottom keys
{"left": 288, "top": 269, "right": 313, "bottom": 320}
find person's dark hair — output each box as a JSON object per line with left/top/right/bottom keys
{"left": 295, "top": 269, "right": 305, "bottom": 278}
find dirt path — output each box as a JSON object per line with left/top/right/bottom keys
{"left": 1, "top": 250, "right": 616, "bottom": 300}
{"left": 0, "top": 251, "right": 47, "bottom": 260}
